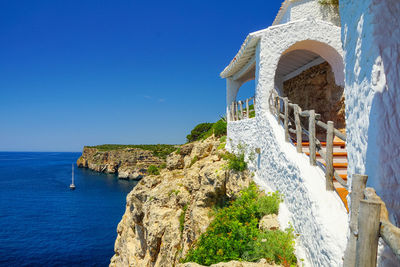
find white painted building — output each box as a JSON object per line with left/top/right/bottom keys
{"left": 221, "top": 1, "right": 348, "bottom": 265}
{"left": 221, "top": 0, "right": 400, "bottom": 266}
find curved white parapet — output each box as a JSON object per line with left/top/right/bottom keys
{"left": 227, "top": 114, "right": 348, "bottom": 266}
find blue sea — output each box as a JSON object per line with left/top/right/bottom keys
{"left": 0, "top": 152, "right": 137, "bottom": 267}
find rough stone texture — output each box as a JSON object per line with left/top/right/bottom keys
{"left": 166, "top": 152, "right": 184, "bottom": 170}
{"left": 110, "top": 137, "right": 253, "bottom": 267}
{"left": 283, "top": 62, "right": 345, "bottom": 135}
{"left": 76, "top": 147, "right": 163, "bottom": 180}
{"left": 259, "top": 214, "right": 280, "bottom": 231}
{"left": 179, "top": 258, "right": 279, "bottom": 267}
{"left": 341, "top": 0, "right": 400, "bottom": 265}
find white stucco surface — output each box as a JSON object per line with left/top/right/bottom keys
{"left": 227, "top": 115, "right": 348, "bottom": 266}
{"left": 222, "top": 2, "right": 349, "bottom": 265}
{"left": 255, "top": 18, "right": 344, "bottom": 119}
{"left": 341, "top": 0, "right": 400, "bottom": 265}
{"left": 274, "top": 0, "right": 340, "bottom": 26}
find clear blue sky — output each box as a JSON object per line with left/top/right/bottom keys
{"left": 0, "top": 0, "right": 281, "bottom": 152}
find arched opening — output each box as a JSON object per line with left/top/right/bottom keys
{"left": 274, "top": 41, "right": 345, "bottom": 140}
{"left": 227, "top": 60, "right": 256, "bottom": 121}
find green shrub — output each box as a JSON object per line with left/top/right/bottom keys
{"left": 186, "top": 123, "right": 214, "bottom": 143}
{"left": 212, "top": 119, "right": 227, "bottom": 137}
{"left": 217, "top": 142, "right": 226, "bottom": 150}
{"left": 219, "top": 136, "right": 227, "bottom": 143}
{"left": 186, "top": 119, "right": 227, "bottom": 143}
{"left": 160, "top": 163, "right": 167, "bottom": 169}
{"left": 318, "top": 0, "right": 338, "bottom": 6}
{"left": 183, "top": 183, "right": 295, "bottom": 266}
{"left": 222, "top": 152, "right": 247, "bottom": 172}
{"left": 147, "top": 165, "right": 160, "bottom": 175}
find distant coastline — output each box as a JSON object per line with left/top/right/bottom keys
{"left": 76, "top": 144, "right": 177, "bottom": 180}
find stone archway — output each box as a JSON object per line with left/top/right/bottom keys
{"left": 275, "top": 47, "right": 345, "bottom": 136}
{"left": 254, "top": 19, "right": 345, "bottom": 126}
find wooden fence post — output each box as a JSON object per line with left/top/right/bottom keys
{"left": 275, "top": 97, "right": 280, "bottom": 122}
{"left": 325, "top": 121, "right": 334, "bottom": 191}
{"left": 230, "top": 103, "right": 232, "bottom": 121}
{"left": 239, "top": 101, "right": 244, "bottom": 120}
{"left": 284, "top": 97, "right": 289, "bottom": 142}
{"left": 355, "top": 200, "right": 381, "bottom": 267}
{"left": 235, "top": 102, "right": 239, "bottom": 121}
{"left": 231, "top": 102, "right": 234, "bottom": 121}
{"left": 309, "top": 110, "right": 316, "bottom": 166}
{"left": 246, "top": 99, "right": 249, "bottom": 119}
{"left": 294, "top": 105, "right": 302, "bottom": 153}
{"left": 343, "top": 174, "right": 368, "bottom": 267}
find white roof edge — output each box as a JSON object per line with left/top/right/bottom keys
{"left": 220, "top": 17, "right": 339, "bottom": 79}
{"left": 220, "top": 33, "right": 261, "bottom": 78}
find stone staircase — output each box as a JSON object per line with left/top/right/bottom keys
{"left": 294, "top": 140, "right": 349, "bottom": 211}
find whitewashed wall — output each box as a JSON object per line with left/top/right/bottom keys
{"left": 341, "top": 0, "right": 400, "bottom": 265}
{"left": 227, "top": 115, "right": 348, "bottom": 266}
{"left": 225, "top": 16, "right": 348, "bottom": 266}
{"left": 275, "top": 0, "right": 340, "bottom": 26}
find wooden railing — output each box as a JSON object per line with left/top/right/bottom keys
{"left": 267, "top": 90, "right": 400, "bottom": 267}
{"left": 344, "top": 174, "right": 400, "bottom": 267}
{"left": 228, "top": 96, "right": 255, "bottom": 122}
{"left": 268, "top": 90, "right": 347, "bottom": 190}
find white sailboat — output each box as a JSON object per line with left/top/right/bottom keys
{"left": 70, "top": 164, "right": 76, "bottom": 190}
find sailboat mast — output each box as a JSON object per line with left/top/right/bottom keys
{"left": 72, "top": 164, "right": 74, "bottom": 184}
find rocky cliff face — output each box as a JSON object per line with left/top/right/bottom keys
{"left": 77, "top": 147, "right": 164, "bottom": 180}
{"left": 110, "top": 137, "right": 253, "bottom": 267}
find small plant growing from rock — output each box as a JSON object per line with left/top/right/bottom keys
{"left": 222, "top": 152, "right": 247, "bottom": 171}
{"left": 147, "top": 165, "right": 160, "bottom": 175}
{"left": 179, "top": 205, "right": 188, "bottom": 237}
{"left": 168, "top": 189, "right": 180, "bottom": 197}
{"left": 189, "top": 155, "right": 199, "bottom": 167}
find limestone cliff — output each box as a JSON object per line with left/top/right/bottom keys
{"left": 110, "top": 136, "right": 253, "bottom": 267}
{"left": 77, "top": 147, "right": 165, "bottom": 180}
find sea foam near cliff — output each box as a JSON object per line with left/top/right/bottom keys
{"left": 0, "top": 152, "right": 137, "bottom": 267}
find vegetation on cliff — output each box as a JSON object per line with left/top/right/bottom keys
{"left": 184, "top": 183, "right": 296, "bottom": 266}
{"left": 85, "top": 144, "right": 177, "bottom": 159}
{"left": 186, "top": 119, "right": 227, "bottom": 143}
{"left": 318, "top": 0, "right": 339, "bottom": 7}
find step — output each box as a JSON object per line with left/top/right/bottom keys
{"left": 335, "top": 187, "right": 349, "bottom": 212}
{"left": 331, "top": 162, "right": 348, "bottom": 168}
{"left": 305, "top": 152, "right": 347, "bottom": 158}
{"left": 313, "top": 157, "right": 347, "bottom": 164}
{"left": 302, "top": 147, "right": 347, "bottom": 154}
{"left": 294, "top": 141, "right": 346, "bottom": 148}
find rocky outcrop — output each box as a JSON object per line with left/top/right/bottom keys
{"left": 77, "top": 147, "right": 164, "bottom": 180}
{"left": 110, "top": 136, "right": 253, "bottom": 267}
